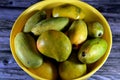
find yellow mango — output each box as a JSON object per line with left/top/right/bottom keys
{"left": 52, "top": 4, "right": 85, "bottom": 20}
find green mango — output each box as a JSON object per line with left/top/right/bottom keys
{"left": 68, "top": 20, "right": 88, "bottom": 45}
{"left": 31, "top": 17, "right": 69, "bottom": 35}
{"left": 52, "top": 4, "right": 85, "bottom": 20}
{"left": 78, "top": 38, "right": 108, "bottom": 64}
{"left": 37, "top": 30, "right": 72, "bottom": 62}
{"left": 23, "top": 11, "right": 46, "bottom": 32}
{"left": 59, "top": 52, "right": 87, "bottom": 80}
{"left": 14, "top": 32, "right": 43, "bottom": 68}
{"left": 88, "top": 22, "right": 104, "bottom": 37}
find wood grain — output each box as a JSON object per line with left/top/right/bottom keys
{"left": 0, "top": 0, "right": 120, "bottom": 80}
{"left": 0, "top": 0, "right": 40, "bottom": 8}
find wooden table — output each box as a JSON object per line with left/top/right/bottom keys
{"left": 0, "top": 0, "right": 120, "bottom": 80}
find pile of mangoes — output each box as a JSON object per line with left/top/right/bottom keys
{"left": 14, "top": 4, "right": 108, "bottom": 80}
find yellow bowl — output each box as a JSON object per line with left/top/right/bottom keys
{"left": 10, "top": 0, "right": 112, "bottom": 80}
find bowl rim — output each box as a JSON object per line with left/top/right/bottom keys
{"left": 10, "top": 0, "right": 112, "bottom": 80}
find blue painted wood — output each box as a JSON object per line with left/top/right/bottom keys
{"left": 0, "top": 0, "right": 120, "bottom": 80}
{"left": 0, "top": 0, "right": 40, "bottom": 8}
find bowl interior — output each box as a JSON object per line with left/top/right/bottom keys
{"left": 10, "top": 0, "right": 112, "bottom": 80}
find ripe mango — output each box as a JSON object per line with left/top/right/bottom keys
{"left": 88, "top": 22, "right": 104, "bottom": 37}
{"left": 37, "top": 30, "right": 72, "bottom": 62}
{"left": 14, "top": 32, "right": 43, "bottom": 68}
{"left": 31, "top": 17, "right": 69, "bottom": 35}
{"left": 78, "top": 38, "right": 108, "bottom": 64}
{"left": 59, "top": 52, "right": 86, "bottom": 80}
{"left": 68, "top": 20, "right": 88, "bottom": 45}
{"left": 52, "top": 4, "right": 85, "bottom": 20}
{"left": 29, "top": 60, "right": 58, "bottom": 80}
{"left": 23, "top": 11, "right": 46, "bottom": 32}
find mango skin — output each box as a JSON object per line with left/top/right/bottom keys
{"left": 68, "top": 20, "right": 88, "bottom": 45}
{"left": 59, "top": 52, "right": 86, "bottom": 80}
{"left": 37, "top": 30, "right": 72, "bottom": 62}
{"left": 53, "top": 4, "right": 85, "bottom": 20}
{"left": 31, "top": 17, "right": 69, "bottom": 35}
{"left": 23, "top": 11, "right": 46, "bottom": 32}
{"left": 14, "top": 32, "right": 43, "bottom": 68}
{"left": 88, "top": 22, "right": 104, "bottom": 37}
{"left": 78, "top": 38, "right": 108, "bottom": 64}
{"left": 29, "top": 60, "right": 58, "bottom": 80}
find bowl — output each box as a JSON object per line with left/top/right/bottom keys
{"left": 10, "top": 0, "right": 112, "bottom": 80}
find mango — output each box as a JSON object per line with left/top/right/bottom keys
{"left": 88, "top": 22, "right": 104, "bottom": 37}
{"left": 23, "top": 11, "right": 46, "bottom": 32}
{"left": 78, "top": 38, "right": 108, "bottom": 64}
{"left": 31, "top": 17, "right": 69, "bottom": 35}
{"left": 14, "top": 32, "right": 43, "bottom": 68}
{"left": 37, "top": 30, "right": 72, "bottom": 62}
{"left": 29, "top": 60, "right": 58, "bottom": 80}
{"left": 68, "top": 20, "right": 88, "bottom": 45}
{"left": 53, "top": 4, "right": 85, "bottom": 20}
{"left": 59, "top": 52, "right": 87, "bottom": 80}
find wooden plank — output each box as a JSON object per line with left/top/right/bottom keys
{"left": 83, "top": 0, "right": 120, "bottom": 14}
{"left": 83, "top": 0, "right": 120, "bottom": 4}
{"left": 89, "top": 74, "right": 120, "bottom": 80}
{"left": 0, "top": 0, "right": 119, "bottom": 14}
{"left": 89, "top": 52, "right": 120, "bottom": 79}
{"left": 83, "top": 0, "right": 120, "bottom": 2}
{"left": 0, "top": 7, "right": 24, "bottom": 21}
{"left": 0, "top": 53, "right": 18, "bottom": 69}
{"left": 0, "top": 69, "right": 33, "bottom": 80}
{"left": 0, "top": 0, "right": 40, "bottom": 8}
{"left": 0, "top": 53, "right": 33, "bottom": 80}
{"left": 0, "top": 20, "right": 14, "bottom": 29}
{"left": 0, "top": 37, "right": 10, "bottom": 51}
{"left": 0, "top": 29, "right": 10, "bottom": 37}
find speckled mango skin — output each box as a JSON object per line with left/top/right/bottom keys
{"left": 31, "top": 17, "right": 69, "bottom": 35}
{"left": 14, "top": 32, "right": 43, "bottom": 68}
{"left": 59, "top": 52, "right": 86, "bottom": 80}
{"left": 68, "top": 20, "right": 88, "bottom": 45}
{"left": 87, "top": 22, "right": 104, "bottom": 38}
{"left": 23, "top": 11, "right": 46, "bottom": 32}
{"left": 37, "top": 30, "right": 72, "bottom": 62}
{"left": 52, "top": 4, "right": 85, "bottom": 20}
{"left": 78, "top": 38, "right": 108, "bottom": 64}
